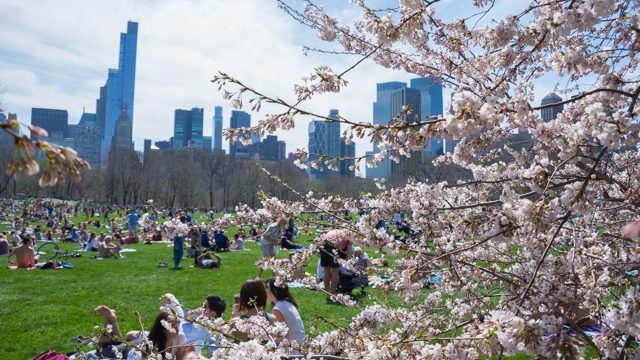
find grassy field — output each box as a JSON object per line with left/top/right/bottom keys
{"left": 0, "top": 214, "right": 401, "bottom": 359}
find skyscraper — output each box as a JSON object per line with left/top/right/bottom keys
{"left": 339, "top": 139, "right": 356, "bottom": 177}
{"left": 111, "top": 111, "right": 134, "bottom": 150}
{"left": 307, "top": 109, "right": 342, "bottom": 179}
{"left": 74, "top": 112, "right": 101, "bottom": 165}
{"left": 202, "top": 136, "right": 212, "bottom": 150}
{"left": 373, "top": 82, "right": 407, "bottom": 126}
{"left": 213, "top": 106, "right": 223, "bottom": 151}
{"left": 367, "top": 82, "right": 406, "bottom": 179}
{"left": 30, "top": 108, "right": 68, "bottom": 138}
{"left": 144, "top": 139, "right": 152, "bottom": 153}
{"left": 261, "top": 135, "right": 280, "bottom": 161}
{"left": 390, "top": 87, "right": 421, "bottom": 124}
{"left": 173, "top": 108, "right": 204, "bottom": 148}
{"left": 410, "top": 77, "right": 444, "bottom": 157}
{"left": 98, "top": 21, "right": 138, "bottom": 166}
{"left": 540, "top": 93, "right": 564, "bottom": 122}
{"left": 229, "top": 110, "right": 251, "bottom": 159}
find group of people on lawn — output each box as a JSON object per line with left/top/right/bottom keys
{"left": 87, "top": 278, "right": 305, "bottom": 359}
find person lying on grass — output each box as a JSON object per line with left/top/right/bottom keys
{"left": 195, "top": 251, "right": 221, "bottom": 269}
{"left": 94, "top": 305, "right": 194, "bottom": 360}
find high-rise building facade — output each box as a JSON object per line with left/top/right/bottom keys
{"left": 31, "top": 108, "right": 69, "bottom": 138}
{"left": 339, "top": 139, "right": 356, "bottom": 177}
{"left": 540, "top": 93, "right": 564, "bottom": 122}
{"left": 155, "top": 140, "right": 171, "bottom": 150}
{"left": 144, "top": 139, "right": 152, "bottom": 153}
{"left": 98, "top": 21, "right": 138, "bottom": 166}
{"left": 202, "top": 136, "right": 212, "bottom": 150}
{"left": 229, "top": 110, "right": 251, "bottom": 159}
{"left": 410, "top": 77, "right": 444, "bottom": 157}
{"left": 173, "top": 107, "right": 204, "bottom": 149}
{"left": 111, "top": 111, "right": 134, "bottom": 150}
{"left": 213, "top": 106, "right": 223, "bottom": 151}
{"left": 277, "top": 141, "right": 286, "bottom": 160}
{"left": 367, "top": 82, "right": 406, "bottom": 179}
{"left": 74, "top": 112, "right": 101, "bottom": 165}
{"left": 307, "top": 109, "right": 342, "bottom": 179}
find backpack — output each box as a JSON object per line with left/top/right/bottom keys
{"left": 30, "top": 350, "right": 68, "bottom": 360}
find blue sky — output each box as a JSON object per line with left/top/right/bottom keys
{"left": 0, "top": 0, "right": 556, "bottom": 168}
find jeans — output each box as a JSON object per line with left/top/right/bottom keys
{"left": 173, "top": 236, "right": 184, "bottom": 268}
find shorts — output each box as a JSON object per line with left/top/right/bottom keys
{"left": 261, "top": 241, "right": 278, "bottom": 257}
{"left": 320, "top": 243, "right": 339, "bottom": 268}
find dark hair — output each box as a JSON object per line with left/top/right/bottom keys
{"left": 179, "top": 216, "right": 187, "bottom": 223}
{"left": 206, "top": 295, "right": 226, "bottom": 318}
{"left": 148, "top": 312, "right": 171, "bottom": 354}
{"left": 239, "top": 279, "right": 267, "bottom": 311}
{"left": 266, "top": 278, "right": 298, "bottom": 308}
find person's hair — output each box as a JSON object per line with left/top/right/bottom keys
{"left": 239, "top": 279, "right": 267, "bottom": 311}
{"left": 266, "top": 278, "right": 298, "bottom": 308}
{"left": 148, "top": 312, "right": 171, "bottom": 354}
{"left": 22, "top": 237, "right": 32, "bottom": 245}
{"left": 205, "top": 295, "right": 226, "bottom": 318}
{"left": 179, "top": 216, "right": 187, "bottom": 223}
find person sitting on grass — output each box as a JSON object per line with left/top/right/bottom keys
{"left": 213, "top": 229, "right": 230, "bottom": 252}
{"left": 232, "top": 279, "right": 275, "bottom": 321}
{"left": 195, "top": 251, "right": 221, "bottom": 269}
{"left": 265, "top": 278, "right": 305, "bottom": 354}
{"left": 85, "top": 232, "right": 98, "bottom": 252}
{"left": 8, "top": 237, "right": 35, "bottom": 268}
{"left": 161, "top": 293, "right": 227, "bottom": 356}
{"left": 0, "top": 234, "right": 9, "bottom": 255}
{"left": 234, "top": 233, "right": 245, "bottom": 250}
{"left": 98, "top": 236, "right": 123, "bottom": 259}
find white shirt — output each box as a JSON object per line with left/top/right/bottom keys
{"left": 273, "top": 300, "right": 305, "bottom": 353}
{"left": 85, "top": 237, "right": 98, "bottom": 251}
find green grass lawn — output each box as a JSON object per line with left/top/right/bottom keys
{"left": 0, "top": 217, "right": 402, "bottom": 360}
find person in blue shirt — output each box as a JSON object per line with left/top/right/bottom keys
{"left": 213, "top": 229, "right": 230, "bottom": 252}
{"left": 71, "top": 227, "right": 79, "bottom": 242}
{"left": 200, "top": 228, "right": 210, "bottom": 249}
{"left": 127, "top": 210, "right": 139, "bottom": 239}
{"left": 186, "top": 212, "right": 192, "bottom": 224}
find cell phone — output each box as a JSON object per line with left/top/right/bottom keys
{"left": 234, "top": 294, "right": 240, "bottom": 304}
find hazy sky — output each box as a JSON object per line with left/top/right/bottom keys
{"left": 0, "top": 0, "right": 555, "bottom": 171}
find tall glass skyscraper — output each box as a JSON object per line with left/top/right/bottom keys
{"left": 229, "top": 110, "right": 251, "bottom": 159}
{"left": 97, "top": 21, "right": 138, "bottom": 166}
{"left": 173, "top": 107, "right": 204, "bottom": 148}
{"left": 213, "top": 106, "right": 223, "bottom": 151}
{"left": 367, "top": 82, "right": 406, "bottom": 179}
{"left": 307, "top": 109, "right": 342, "bottom": 179}
{"left": 540, "top": 93, "right": 564, "bottom": 122}
{"left": 30, "top": 108, "right": 69, "bottom": 138}
{"left": 410, "top": 77, "right": 443, "bottom": 157}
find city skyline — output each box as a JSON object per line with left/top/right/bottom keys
{"left": 0, "top": 0, "right": 568, "bottom": 177}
